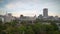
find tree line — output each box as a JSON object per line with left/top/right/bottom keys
{"left": 0, "top": 19, "right": 60, "bottom": 34}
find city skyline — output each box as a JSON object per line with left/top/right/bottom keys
{"left": 0, "top": 0, "right": 60, "bottom": 17}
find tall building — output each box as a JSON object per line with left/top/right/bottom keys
{"left": 43, "top": 8, "right": 48, "bottom": 17}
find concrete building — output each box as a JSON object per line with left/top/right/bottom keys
{"left": 19, "top": 15, "right": 36, "bottom": 24}
{"left": 0, "top": 15, "right": 4, "bottom": 23}
{"left": 4, "top": 13, "right": 13, "bottom": 22}
{"left": 48, "top": 16, "right": 55, "bottom": 21}
{"left": 19, "top": 15, "right": 36, "bottom": 21}
{"left": 43, "top": 8, "right": 48, "bottom": 18}
{"left": 54, "top": 16, "right": 59, "bottom": 21}
{"left": 38, "top": 14, "right": 43, "bottom": 19}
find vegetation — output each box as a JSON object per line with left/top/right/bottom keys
{"left": 0, "top": 20, "right": 60, "bottom": 34}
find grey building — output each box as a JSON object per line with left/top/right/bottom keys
{"left": 38, "top": 14, "right": 43, "bottom": 19}
{"left": 43, "top": 8, "right": 48, "bottom": 18}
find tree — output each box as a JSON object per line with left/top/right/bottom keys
{"left": 25, "top": 25, "right": 35, "bottom": 34}
{"left": 32, "top": 23, "right": 43, "bottom": 34}
{"left": 18, "top": 25, "right": 26, "bottom": 34}
{"left": 51, "top": 22, "right": 58, "bottom": 31}
{"left": 0, "top": 24, "right": 7, "bottom": 34}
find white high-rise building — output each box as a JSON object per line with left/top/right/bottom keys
{"left": 43, "top": 8, "right": 48, "bottom": 18}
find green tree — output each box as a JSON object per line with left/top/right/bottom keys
{"left": 18, "top": 25, "right": 26, "bottom": 34}
{"left": 51, "top": 22, "right": 58, "bottom": 30}
{"left": 25, "top": 25, "right": 35, "bottom": 34}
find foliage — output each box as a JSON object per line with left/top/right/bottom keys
{"left": 0, "top": 20, "right": 60, "bottom": 34}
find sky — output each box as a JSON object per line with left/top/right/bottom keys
{"left": 0, "top": 0, "right": 60, "bottom": 17}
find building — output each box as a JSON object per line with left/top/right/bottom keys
{"left": 43, "top": 8, "right": 48, "bottom": 18}
{"left": 19, "top": 15, "right": 36, "bottom": 24}
{"left": 19, "top": 15, "right": 36, "bottom": 21}
{"left": 48, "top": 16, "right": 55, "bottom": 21}
{"left": 4, "top": 13, "right": 14, "bottom": 22}
{"left": 38, "top": 14, "right": 43, "bottom": 19}
{"left": 0, "top": 15, "right": 4, "bottom": 23}
{"left": 54, "top": 16, "right": 59, "bottom": 21}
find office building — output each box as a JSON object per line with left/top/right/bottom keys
{"left": 43, "top": 8, "right": 48, "bottom": 18}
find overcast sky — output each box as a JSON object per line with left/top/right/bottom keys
{"left": 0, "top": 0, "right": 60, "bottom": 17}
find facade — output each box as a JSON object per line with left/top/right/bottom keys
{"left": 19, "top": 15, "right": 36, "bottom": 24}
{"left": 54, "top": 16, "right": 59, "bottom": 21}
{"left": 20, "top": 16, "right": 36, "bottom": 21}
{"left": 48, "top": 16, "right": 55, "bottom": 21}
{"left": 4, "top": 13, "right": 15, "bottom": 22}
{"left": 19, "top": 15, "right": 36, "bottom": 21}
{"left": 0, "top": 15, "right": 4, "bottom": 22}
{"left": 38, "top": 14, "right": 43, "bottom": 19}
{"left": 43, "top": 8, "right": 48, "bottom": 18}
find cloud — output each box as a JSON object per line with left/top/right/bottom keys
{"left": 5, "top": 2, "right": 23, "bottom": 9}
{"left": 0, "top": 0, "right": 4, "bottom": 3}
{"left": 5, "top": 1, "right": 39, "bottom": 17}
{"left": 1, "top": 0, "right": 60, "bottom": 17}
{"left": 5, "top": 0, "right": 40, "bottom": 11}
{"left": 0, "top": 9, "right": 6, "bottom": 15}
{"left": 12, "top": 10, "right": 37, "bottom": 17}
